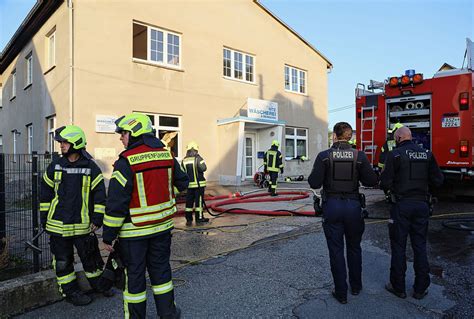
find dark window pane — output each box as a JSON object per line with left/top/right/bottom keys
{"left": 146, "top": 114, "right": 155, "bottom": 125}
{"left": 133, "top": 23, "right": 147, "bottom": 60}
{"left": 159, "top": 116, "right": 179, "bottom": 127}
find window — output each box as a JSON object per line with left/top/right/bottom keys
{"left": 0, "top": 84, "right": 3, "bottom": 107}
{"left": 27, "top": 124, "right": 33, "bottom": 153}
{"left": 285, "top": 127, "right": 308, "bottom": 160}
{"left": 25, "top": 52, "right": 33, "bottom": 87}
{"left": 284, "top": 65, "right": 306, "bottom": 94}
{"left": 133, "top": 22, "right": 181, "bottom": 68}
{"left": 0, "top": 135, "right": 3, "bottom": 152}
{"left": 47, "top": 29, "right": 56, "bottom": 68}
{"left": 140, "top": 113, "right": 181, "bottom": 158}
{"left": 11, "top": 70, "right": 16, "bottom": 99}
{"left": 12, "top": 130, "right": 18, "bottom": 161}
{"left": 47, "top": 116, "right": 56, "bottom": 153}
{"left": 223, "top": 48, "right": 254, "bottom": 83}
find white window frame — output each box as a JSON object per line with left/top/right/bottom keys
{"left": 223, "top": 47, "right": 255, "bottom": 84}
{"left": 133, "top": 22, "right": 182, "bottom": 69}
{"left": 12, "top": 130, "right": 18, "bottom": 162}
{"left": 47, "top": 116, "right": 56, "bottom": 153}
{"left": 138, "top": 112, "right": 182, "bottom": 159}
{"left": 284, "top": 65, "right": 307, "bottom": 94}
{"left": 11, "top": 70, "right": 17, "bottom": 99}
{"left": 25, "top": 52, "right": 33, "bottom": 87}
{"left": 26, "top": 124, "right": 33, "bottom": 154}
{"left": 285, "top": 127, "right": 308, "bottom": 160}
{"left": 47, "top": 30, "right": 56, "bottom": 69}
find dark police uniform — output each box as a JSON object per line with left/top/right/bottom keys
{"left": 380, "top": 140, "right": 444, "bottom": 296}
{"left": 308, "top": 141, "right": 378, "bottom": 300}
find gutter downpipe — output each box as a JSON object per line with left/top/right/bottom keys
{"left": 68, "top": 0, "right": 74, "bottom": 124}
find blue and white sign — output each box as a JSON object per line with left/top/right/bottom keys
{"left": 247, "top": 98, "right": 278, "bottom": 121}
{"left": 96, "top": 115, "right": 118, "bottom": 133}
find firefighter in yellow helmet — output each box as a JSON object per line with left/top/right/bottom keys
{"left": 378, "top": 123, "right": 404, "bottom": 169}
{"left": 181, "top": 141, "right": 209, "bottom": 226}
{"left": 102, "top": 113, "right": 188, "bottom": 318}
{"left": 40, "top": 125, "right": 110, "bottom": 306}
{"left": 264, "top": 140, "right": 284, "bottom": 196}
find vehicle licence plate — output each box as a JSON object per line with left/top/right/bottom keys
{"left": 442, "top": 117, "right": 461, "bottom": 128}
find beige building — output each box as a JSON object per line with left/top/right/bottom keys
{"left": 0, "top": 0, "right": 332, "bottom": 185}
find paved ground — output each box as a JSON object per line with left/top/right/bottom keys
{"left": 14, "top": 182, "right": 474, "bottom": 318}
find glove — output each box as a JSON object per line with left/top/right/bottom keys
{"left": 280, "top": 168, "right": 284, "bottom": 174}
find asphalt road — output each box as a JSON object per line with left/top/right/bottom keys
{"left": 15, "top": 185, "right": 474, "bottom": 318}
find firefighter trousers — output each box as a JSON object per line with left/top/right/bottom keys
{"left": 322, "top": 198, "right": 364, "bottom": 298}
{"left": 268, "top": 172, "right": 278, "bottom": 195}
{"left": 120, "top": 232, "right": 177, "bottom": 319}
{"left": 389, "top": 199, "right": 430, "bottom": 294}
{"left": 50, "top": 234, "right": 103, "bottom": 296}
{"left": 185, "top": 187, "right": 205, "bottom": 220}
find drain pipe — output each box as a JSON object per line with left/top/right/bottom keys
{"left": 68, "top": 0, "right": 74, "bottom": 124}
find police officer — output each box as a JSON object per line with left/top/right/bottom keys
{"left": 378, "top": 122, "right": 404, "bottom": 170}
{"left": 40, "top": 125, "right": 108, "bottom": 306}
{"left": 102, "top": 113, "right": 188, "bottom": 319}
{"left": 264, "top": 140, "right": 284, "bottom": 196}
{"left": 182, "top": 141, "right": 209, "bottom": 226}
{"left": 380, "top": 126, "right": 444, "bottom": 300}
{"left": 308, "top": 122, "right": 378, "bottom": 304}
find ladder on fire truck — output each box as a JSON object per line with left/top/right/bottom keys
{"left": 356, "top": 83, "right": 380, "bottom": 166}
{"left": 360, "top": 106, "right": 377, "bottom": 165}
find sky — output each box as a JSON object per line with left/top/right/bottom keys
{"left": 1, "top": 0, "right": 473, "bottom": 129}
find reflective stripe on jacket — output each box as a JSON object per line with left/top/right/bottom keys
{"left": 181, "top": 155, "right": 206, "bottom": 188}
{"left": 39, "top": 156, "right": 106, "bottom": 237}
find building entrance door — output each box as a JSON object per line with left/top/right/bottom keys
{"left": 244, "top": 133, "right": 256, "bottom": 179}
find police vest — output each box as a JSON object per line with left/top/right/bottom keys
{"left": 327, "top": 148, "right": 359, "bottom": 194}
{"left": 121, "top": 144, "right": 176, "bottom": 227}
{"left": 395, "top": 149, "right": 430, "bottom": 197}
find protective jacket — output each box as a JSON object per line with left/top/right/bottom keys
{"left": 40, "top": 154, "right": 106, "bottom": 237}
{"left": 308, "top": 141, "right": 378, "bottom": 197}
{"left": 380, "top": 140, "right": 444, "bottom": 200}
{"left": 102, "top": 137, "right": 189, "bottom": 243}
{"left": 378, "top": 139, "right": 397, "bottom": 169}
{"left": 181, "top": 151, "right": 207, "bottom": 188}
{"left": 264, "top": 145, "right": 284, "bottom": 173}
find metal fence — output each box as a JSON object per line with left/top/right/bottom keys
{"left": 0, "top": 152, "right": 57, "bottom": 281}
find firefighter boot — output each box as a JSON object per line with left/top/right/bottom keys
{"left": 65, "top": 291, "right": 92, "bottom": 306}
{"left": 195, "top": 212, "right": 209, "bottom": 225}
{"left": 185, "top": 211, "right": 193, "bottom": 226}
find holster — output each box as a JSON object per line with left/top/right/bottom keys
{"left": 313, "top": 195, "right": 322, "bottom": 216}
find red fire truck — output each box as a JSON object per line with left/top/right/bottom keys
{"left": 356, "top": 39, "right": 474, "bottom": 196}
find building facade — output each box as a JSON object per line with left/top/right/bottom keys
{"left": 0, "top": 0, "right": 332, "bottom": 184}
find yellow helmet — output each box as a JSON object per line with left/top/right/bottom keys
{"left": 186, "top": 141, "right": 199, "bottom": 151}
{"left": 271, "top": 140, "right": 280, "bottom": 147}
{"left": 388, "top": 122, "right": 404, "bottom": 134}
{"left": 115, "top": 113, "right": 154, "bottom": 137}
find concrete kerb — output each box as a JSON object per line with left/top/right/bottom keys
{"left": 0, "top": 265, "right": 92, "bottom": 318}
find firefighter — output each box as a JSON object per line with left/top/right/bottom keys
{"left": 182, "top": 141, "right": 209, "bottom": 226}
{"left": 378, "top": 122, "right": 404, "bottom": 169}
{"left": 380, "top": 126, "right": 444, "bottom": 300}
{"left": 40, "top": 125, "right": 109, "bottom": 306}
{"left": 348, "top": 139, "right": 357, "bottom": 149}
{"left": 102, "top": 113, "right": 188, "bottom": 319}
{"left": 264, "top": 140, "right": 284, "bottom": 196}
{"left": 308, "top": 122, "right": 378, "bottom": 304}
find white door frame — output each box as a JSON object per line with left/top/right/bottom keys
{"left": 244, "top": 133, "right": 256, "bottom": 179}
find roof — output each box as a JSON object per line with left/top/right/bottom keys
{"left": 1, "top": 0, "right": 333, "bottom": 73}
{"left": 0, "top": 0, "right": 63, "bottom": 74}
{"left": 437, "top": 63, "right": 456, "bottom": 72}
{"left": 253, "top": 0, "right": 333, "bottom": 69}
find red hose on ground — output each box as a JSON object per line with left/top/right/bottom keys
{"left": 175, "top": 191, "right": 316, "bottom": 217}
